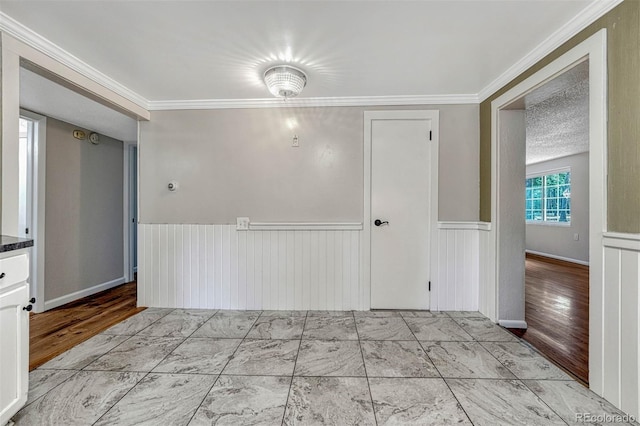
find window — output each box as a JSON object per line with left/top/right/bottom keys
{"left": 526, "top": 170, "right": 571, "bottom": 224}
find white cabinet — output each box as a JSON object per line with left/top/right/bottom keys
{"left": 0, "top": 251, "right": 31, "bottom": 425}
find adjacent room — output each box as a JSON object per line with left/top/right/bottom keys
{"left": 0, "top": 1, "right": 639, "bottom": 425}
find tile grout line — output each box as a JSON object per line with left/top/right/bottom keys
{"left": 400, "top": 313, "right": 475, "bottom": 426}
{"left": 353, "top": 311, "right": 379, "bottom": 426}
{"left": 79, "top": 307, "right": 179, "bottom": 373}
{"left": 184, "top": 309, "right": 263, "bottom": 425}
{"left": 443, "top": 318, "right": 530, "bottom": 387}
{"left": 280, "top": 310, "right": 309, "bottom": 426}
{"left": 518, "top": 377, "right": 571, "bottom": 425}
{"left": 90, "top": 309, "right": 220, "bottom": 426}
{"left": 102, "top": 307, "right": 176, "bottom": 336}
{"left": 15, "top": 369, "right": 80, "bottom": 415}
{"left": 511, "top": 334, "right": 583, "bottom": 384}
{"left": 445, "top": 320, "right": 571, "bottom": 425}
{"left": 13, "top": 368, "right": 82, "bottom": 420}
{"left": 85, "top": 309, "right": 217, "bottom": 373}
{"left": 474, "top": 339, "right": 567, "bottom": 383}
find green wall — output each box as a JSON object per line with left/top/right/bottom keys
{"left": 479, "top": 0, "right": 640, "bottom": 233}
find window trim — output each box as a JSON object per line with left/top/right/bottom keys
{"left": 526, "top": 167, "right": 571, "bottom": 226}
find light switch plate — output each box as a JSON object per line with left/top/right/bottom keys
{"left": 236, "top": 217, "right": 250, "bottom": 230}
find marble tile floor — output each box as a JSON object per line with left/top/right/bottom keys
{"left": 14, "top": 309, "right": 635, "bottom": 426}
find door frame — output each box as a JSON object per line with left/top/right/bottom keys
{"left": 489, "top": 30, "right": 607, "bottom": 388}
{"left": 19, "top": 109, "right": 47, "bottom": 313}
{"left": 363, "top": 110, "right": 439, "bottom": 310}
{"left": 123, "top": 141, "right": 138, "bottom": 283}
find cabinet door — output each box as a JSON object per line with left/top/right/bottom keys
{"left": 0, "top": 284, "right": 29, "bottom": 425}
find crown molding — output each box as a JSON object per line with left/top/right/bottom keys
{"left": 0, "top": 11, "right": 149, "bottom": 110}
{"left": 5, "top": 0, "right": 617, "bottom": 113}
{"left": 147, "top": 94, "right": 479, "bottom": 110}
{"left": 478, "top": 0, "right": 623, "bottom": 102}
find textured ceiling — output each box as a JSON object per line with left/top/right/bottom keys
{"left": 20, "top": 67, "right": 138, "bottom": 142}
{"left": 525, "top": 62, "right": 589, "bottom": 165}
{"left": 0, "top": 0, "right": 593, "bottom": 101}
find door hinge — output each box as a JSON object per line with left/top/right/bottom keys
{"left": 428, "top": 281, "right": 431, "bottom": 291}
{"left": 429, "top": 130, "right": 432, "bottom": 141}
{"left": 25, "top": 227, "right": 29, "bottom": 235}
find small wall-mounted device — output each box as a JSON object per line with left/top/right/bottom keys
{"left": 73, "top": 130, "right": 87, "bottom": 140}
{"left": 236, "top": 217, "right": 250, "bottom": 230}
{"left": 292, "top": 134, "right": 299, "bottom": 147}
{"left": 88, "top": 132, "right": 100, "bottom": 145}
{"left": 167, "top": 181, "right": 178, "bottom": 191}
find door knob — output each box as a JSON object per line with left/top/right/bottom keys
{"left": 23, "top": 305, "right": 32, "bottom": 311}
{"left": 374, "top": 219, "right": 389, "bottom": 227}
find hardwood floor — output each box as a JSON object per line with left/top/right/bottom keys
{"left": 29, "top": 280, "right": 144, "bottom": 371}
{"left": 508, "top": 253, "right": 589, "bottom": 385}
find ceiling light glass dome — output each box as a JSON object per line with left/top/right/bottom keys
{"left": 263, "top": 65, "right": 307, "bottom": 98}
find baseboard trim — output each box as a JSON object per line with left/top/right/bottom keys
{"left": 525, "top": 250, "right": 589, "bottom": 266}
{"left": 44, "top": 277, "right": 126, "bottom": 311}
{"left": 499, "top": 319, "right": 528, "bottom": 329}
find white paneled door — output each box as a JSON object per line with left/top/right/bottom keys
{"left": 370, "top": 118, "right": 432, "bottom": 309}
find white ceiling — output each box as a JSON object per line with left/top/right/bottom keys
{"left": 525, "top": 61, "right": 589, "bottom": 165}
{"left": 0, "top": 0, "right": 595, "bottom": 102}
{"left": 20, "top": 67, "right": 138, "bottom": 141}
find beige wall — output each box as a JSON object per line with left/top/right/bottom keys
{"left": 526, "top": 152, "right": 589, "bottom": 263}
{"left": 480, "top": 0, "right": 640, "bottom": 233}
{"left": 44, "top": 118, "right": 124, "bottom": 301}
{"left": 139, "top": 104, "right": 479, "bottom": 224}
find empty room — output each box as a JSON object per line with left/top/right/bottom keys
{"left": 0, "top": 1, "right": 639, "bottom": 425}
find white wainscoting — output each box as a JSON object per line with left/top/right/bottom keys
{"left": 138, "top": 224, "right": 363, "bottom": 310}
{"left": 139, "top": 221, "right": 497, "bottom": 313}
{"left": 478, "top": 225, "right": 495, "bottom": 321}
{"left": 433, "top": 222, "right": 491, "bottom": 311}
{"left": 600, "top": 232, "right": 640, "bottom": 419}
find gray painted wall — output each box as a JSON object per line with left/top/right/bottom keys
{"left": 139, "top": 104, "right": 479, "bottom": 224}
{"left": 525, "top": 152, "right": 589, "bottom": 263}
{"left": 44, "top": 117, "right": 124, "bottom": 301}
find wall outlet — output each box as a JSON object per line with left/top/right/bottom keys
{"left": 292, "top": 135, "right": 299, "bottom": 147}
{"left": 236, "top": 217, "right": 250, "bottom": 230}
{"left": 574, "top": 233, "right": 579, "bottom": 241}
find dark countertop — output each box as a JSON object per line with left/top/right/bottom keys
{"left": 0, "top": 235, "right": 34, "bottom": 253}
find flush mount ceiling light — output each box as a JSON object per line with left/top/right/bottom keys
{"left": 263, "top": 65, "right": 307, "bottom": 98}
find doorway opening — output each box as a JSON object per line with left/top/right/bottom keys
{"left": 489, "top": 30, "right": 606, "bottom": 390}
{"left": 504, "top": 61, "right": 591, "bottom": 384}
{"left": 19, "top": 63, "right": 143, "bottom": 368}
